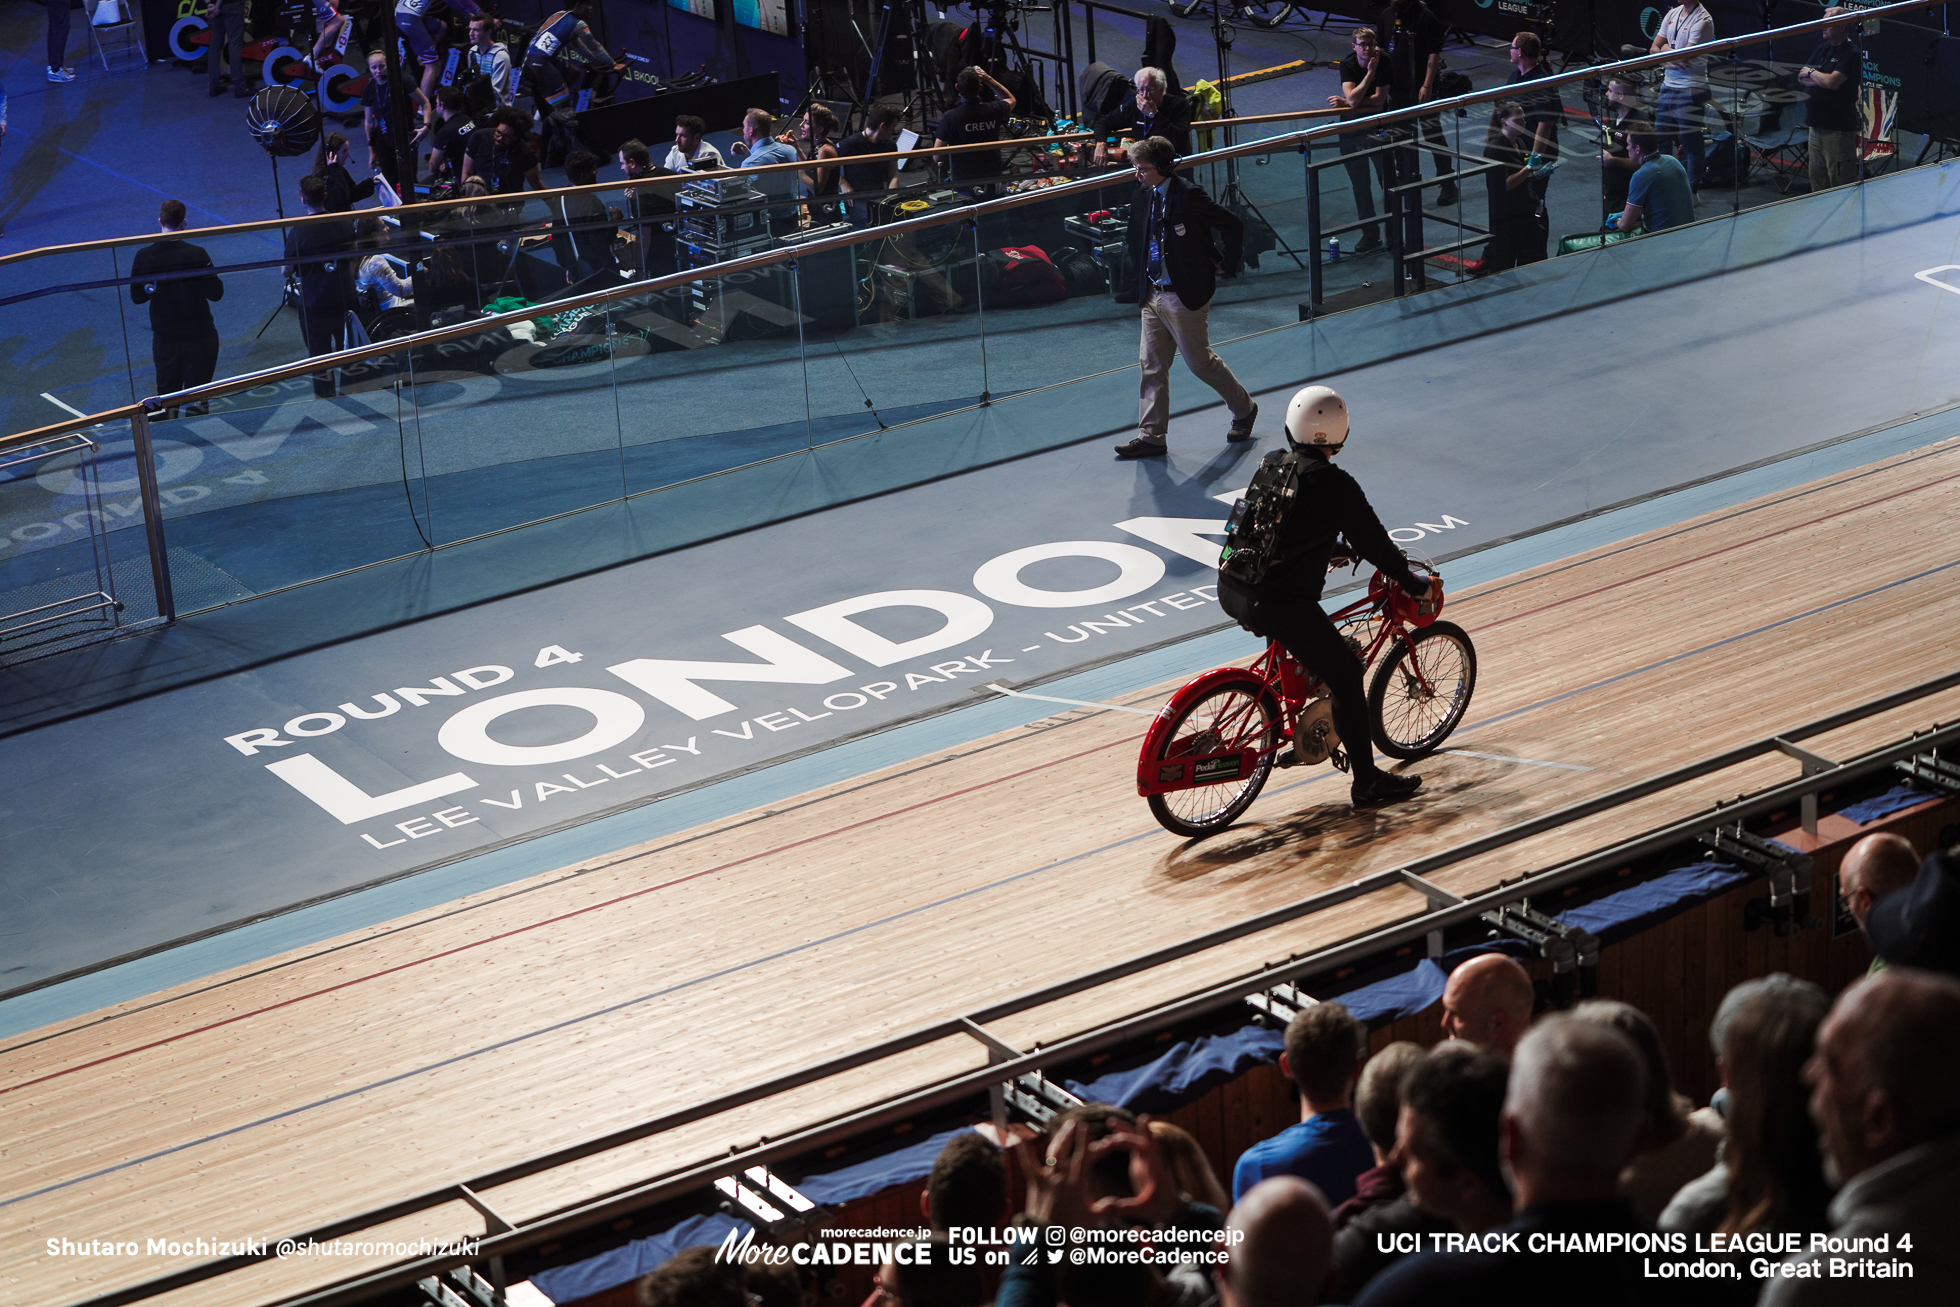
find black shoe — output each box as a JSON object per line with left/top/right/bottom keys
{"left": 1226, "top": 402, "right": 1258, "bottom": 442}
{"left": 1434, "top": 185, "right": 1459, "bottom": 207}
{"left": 209, "top": 82, "right": 226, "bottom": 97}
{"left": 1275, "top": 746, "right": 1300, "bottom": 768}
{"left": 1353, "top": 231, "right": 1384, "bottom": 255}
{"left": 1352, "top": 771, "right": 1422, "bottom": 807}
{"left": 1114, "top": 436, "right": 1168, "bottom": 458}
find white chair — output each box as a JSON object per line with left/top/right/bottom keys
{"left": 86, "top": 0, "right": 148, "bottom": 74}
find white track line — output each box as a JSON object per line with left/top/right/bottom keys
{"left": 40, "top": 392, "right": 88, "bottom": 419}
{"left": 985, "top": 683, "right": 1162, "bottom": 718}
{"left": 1447, "top": 749, "right": 1595, "bottom": 772}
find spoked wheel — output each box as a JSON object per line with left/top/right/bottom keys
{"left": 1367, "top": 621, "right": 1477, "bottom": 759}
{"left": 1244, "top": 1, "right": 1296, "bottom": 27}
{"left": 1146, "top": 674, "right": 1281, "bottom": 838}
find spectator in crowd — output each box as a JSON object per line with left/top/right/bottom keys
{"left": 205, "top": 0, "right": 250, "bottom": 99}
{"left": 616, "top": 138, "right": 675, "bottom": 281}
{"left": 1839, "top": 833, "right": 1920, "bottom": 973}
{"left": 1762, "top": 969, "right": 1960, "bottom": 1305}
{"left": 936, "top": 66, "right": 1016, "bottom": 198}
{"left": 464, "top": 14, "right": 514, "bottom": 111}
{"left": 795, "top": 103, "right": 844, "bottom": 223}
{"left": 875, "top": 1235, "right": 988, "bottom": 1306}
{"left": 999, "top": 1108, "right": 1224, "bottom": 1306}
{"left": 45, "top": 0, "right": 74, "bottom": 82}
{"left": 920, "top": 1130, "right": 1007, "bottom": 1232}
{"left": 1800, "top": 8, "right": 1863, "bottom": 192}
{"left": 1651, "top": 0, "right": 1714, "bottom": 198}
{"left": 129, "top": 199, "right": 224, "bottom": 419}
{"left": 731, "top": 107, "right": 800, "bottom": 233}
{"left": 1114, "top": 135, "right": 1256, "bottom": 459}
{"left": 1352, "top": 1017, "right": 1651, "bottom": 1305}
{"left": 1095, "top": 65, "right": 1191, "bottom": 165}
{"left": 362, "top": 47, "right": 428, "bottom": 193}
{"left": 1232, "top": 1003, "right": 1373, "bottom": 1205}
{"left": 464, "top": 107, "right": 543, "bottom": 196}
{"left": 283, "top": 174, "right": 356, "bottom": 397}
{"left": 1464, "top": 100, "right": 1541, "bottom": 275}
{"left": 744, "top": 1262, "right": 805, "bottom": 1307}
{"left": 312, "top": 133, "right": 376, "bottom": 213}
{"left": 1574, "top": 999, "right": 1724, "bottom": 1222}
{"left": 425, "top": 88, "right": 477, "bottom": 186}
{"left": 549, "top": 151, "right": 614, "bottom": 285}
{"left": 1215, "top": 1176, "right": 1333, "bottom": 1307}
{"left": 353, "top": 215, "right": 413, "bottom": 309}
{"left": 1865, "top": 843, "right": 1960, "bottom": 977}
{"left": 665, "top": 113, "right": 725, "bottom": 172}
{"left": 1439, "top": 952, "right": 1535, "bottom": 1056}
{"left": 1392, "top": 1043, "right": 1513, "bottom": 1236}
{"left": 1329, "top": 1042, "right": 1453, "bottom": 1302}
{"left": 1616, "top": 126, "right": 1694, "bottom": 232}
{"left": 1334, "top": 1040, "right": 1425, "bottom": 1225}
{"left": 1598, "top": 72, "right": 1652, "bottom": 221}
{"left": 1506, "top": 31, "right": 1562, "bottom": 218}
{"left": 1148, "top": 1120, "right": 1231, "bottom": 1213}
{"left": 838, "top": 104, "right": 901, "bottom": 227}
{"left": 636, "top": 1244, "right": 746, "bottom": 1307}
{"left": 1328, "top": 27, "right": 1390, "bottom": 256}
{"left": 1381, "top": 0, "right": 1455, "bottom": 206}
{"left": 309, "top": 0, "right": 348, "bottom": 77}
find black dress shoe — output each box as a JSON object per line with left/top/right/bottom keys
{"left": 1352, "top": 771, "right": 1422, "bottom": 807}
{"left": 1434, "top": 185, "right": 1459, "bottom": 207}
{"left": 1114, "top": 436, "right": 1169, "bottom": 459}
{"left": 1353, "top": 231, "right": 1383, "bottom": 255}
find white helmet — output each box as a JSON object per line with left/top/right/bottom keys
{"left": 1285, "top": 385, "right": 1349, "bottom": 452}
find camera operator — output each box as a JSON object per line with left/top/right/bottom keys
{"left": 1094, "top": 66, "right": 1191, "bottom": 166}
{"left": 934, "top": 66, "right": 1015, "bottom": 198}
{"left": 463, "top": 106, "right": 543, "bottom": 196}
{"left": 521, "top": 2, "right": 621, "bottom": 161}
{"left": 130, "top": 200, "right": 224, "bottom": 419}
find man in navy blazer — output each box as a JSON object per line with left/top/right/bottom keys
{"left": 1115, "top": 136, "right": 1259, "bottom": 458}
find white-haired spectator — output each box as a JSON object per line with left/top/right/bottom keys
{"left": 1094, "top": 63, "right": 1192, "bottom": 164}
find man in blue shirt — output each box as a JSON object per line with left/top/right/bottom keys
{"left": 1232, "top": 1001, "right": 1375, "bottom": 1205}
{"left": 731, "top": 107, "right": 799, "bottom": 234}
{"left": 1617, "top": 126, "right": 1694, "bottom": 234}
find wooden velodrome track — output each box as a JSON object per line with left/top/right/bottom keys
{"left": 5, "top": 436, "right": 1960, "bottom": 1306}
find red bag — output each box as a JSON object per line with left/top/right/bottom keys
{"left": 990, "top": 246, "right": 1068, "bottom": 305}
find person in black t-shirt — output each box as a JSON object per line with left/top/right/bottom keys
{"left": 311, "top": 133, "right": 377, "bottom": 213}
{"left": 360, "top": 48, "right": 428, "bottom": 191}
{"left": 463, "top": 107, "right": 543, "bottom": 196}
{"left": 1506, "top": 33, "right": 1562, "bottom": 216}
{"left": 1597, "top": 73, "right": 1651, "bottom": 217}
{"left": 934, "top": 66, "right": 1016, "bottom": 194}
{"left": 551, "top": 150, "right": 617, "bottom": 285}
{"left": 129, "top": 200, "right": 225, "bottom": 419}
{"left": 1800, "top": 8, "right": 1863, "bottom": 191}
{"left": 282, "top": 175, "right": 357, "bottom": 398}
{"left": 426, "top": 87, "right": 476, "bottom": 185}
{"left": 1466, "top": 101, "right": 1543, "bottom": 275}
{"left": 837, "top": 103, "right": 900, "bottom": 227}
{"left": 1383, "top": 0, "right": 1456, "bottom": 206}
{"left": 1330, "top": 27, "right": 1391, "bottom": 254}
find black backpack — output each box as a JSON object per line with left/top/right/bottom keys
{"left": 1219, "top": 448, "right": 1314, "bottom": 586}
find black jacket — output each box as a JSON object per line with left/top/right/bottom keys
{"left": 130, "top": 239, "right": 224, "bottom": 334}
{"left": 1095, "top": 91, "right": 1193, "bottom": 157}
{"left": 1125, "top": 171, "right": 1242, "bottom": 310}
{"left": 1260, "top": 454, "right": 1422, "bottom": 602}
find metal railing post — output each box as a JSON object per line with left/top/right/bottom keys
{"left": 1306, "top": 148, "right": 1323, "bottom": 308}
{"left": 129, "top": 406, "right": 175, "bottom": 622}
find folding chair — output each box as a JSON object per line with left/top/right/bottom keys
{"left": 1743, "top": 95, "right": 1809, "bottom": 193}
{"left": 86, "top": 0, "right": 148, "bottom": 74}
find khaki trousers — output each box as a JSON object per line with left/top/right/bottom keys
{"left": 1808, "top": 127, "right": 1859, "bottom": 192}
{"left": 1138, "top": 287, "right": 1252, "bottom": 439}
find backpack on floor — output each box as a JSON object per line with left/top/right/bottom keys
{"left": 986, "top": 246, "right": 1069, "bottom": 305}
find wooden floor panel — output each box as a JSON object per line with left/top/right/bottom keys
{"left": 4, "top": 438, "right": 1958, "bottom": 1306}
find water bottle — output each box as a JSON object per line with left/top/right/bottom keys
{"left": 1326, "top": 238, "right": 1341, "bottom": 264}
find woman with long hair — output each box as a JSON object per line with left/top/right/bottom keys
{"left": 1467, "top": 100, "right": 1539, "bottom": 275}
{"left": 353, "top": 216, "right": 413, "bottom": 311}
{"left": 311, "top": 132, "right": 375, "bottom": 214}
{"left": 1719, "top": 984, "right": 1834, "bottom": 1236}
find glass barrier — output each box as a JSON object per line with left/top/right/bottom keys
{"left": 2, "top": 3, "right": 1946, "bottom": 645}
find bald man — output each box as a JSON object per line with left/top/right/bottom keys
{"left": 1839, "top": 833, "right": 1921, "bottom": 974}
{"left": 1763, "top": 969, "right": 1960, "bottom": 1305}
{"left": 1440, "top": 953, "right": 1535, "bottom": 1056}
{"left": 1216, "top": 1176, "right": 1333, "bottom": 1307}
{"left": 1353, "top": 1017, "right": 1653, "bottom": 1306}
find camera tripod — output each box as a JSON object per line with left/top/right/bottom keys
{"left": 1195, "top": 0, "right": 1305, "bottom": 269}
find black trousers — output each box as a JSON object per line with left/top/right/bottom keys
{"left": 45, "top": 0, "right": 70, "bottom": 69}
{"left": 1245, "top": 590, "right": 1380, "bottom": 781}
{"left": 153, "top": 329, "right": 221, "bottom": 415}
{"left": 298, "top": 306, "right": 345, "bottom": 396}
